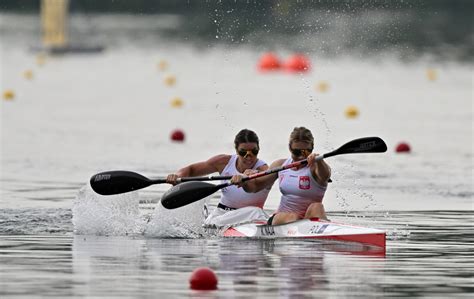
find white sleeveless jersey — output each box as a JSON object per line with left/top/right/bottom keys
{"left": 277, "top": 158, "right": 327, "bottom": 217}
{"left": 219, "top": 155, "right": 270, "bottom": 209}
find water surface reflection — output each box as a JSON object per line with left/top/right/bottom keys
{"left": 1, "top": 211, "right": 472, "bottom": 297}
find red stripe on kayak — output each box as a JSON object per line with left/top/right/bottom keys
{"left": 309, "top": 233, "right": 386, "bottom": 248}
{"left": 222, "top": 227, "right": 246, "bottom": 237}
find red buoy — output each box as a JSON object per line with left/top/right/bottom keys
{"left": 257, "top": 52, "right": 281, "bottom": 71}
{"left": 395, "top": 142, "right": 411, "bottom": 153}
{"left": 189, "top": 267, "right": 218, "bottom": 290}
{"left": 284, "top": 54, "right": 311, "bottom": 73}
{"left": 170, "top": 129, "right": 185, "bottom": 142}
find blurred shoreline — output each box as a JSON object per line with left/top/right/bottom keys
{"left": 1, "top": 0, "right": 473, "bottom": 62}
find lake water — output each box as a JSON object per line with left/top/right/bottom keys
{"left": 1, "top": 6, "right": 473, "bottom": 298}
{"left": 1, "top": 209, "right": 473, "bottom": 297}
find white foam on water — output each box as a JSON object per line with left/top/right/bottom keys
{"left": 144, "top": 199, "right": 207, "bottom": 238}
{"left": 72, "top": 185, "right": 146, "bottom": 236}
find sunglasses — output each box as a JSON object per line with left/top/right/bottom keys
{"left": 237, "top": 148, "right": 259, "bottom": 157}
{"left": 289, "top": 148, "right": 313, "bottom": 157}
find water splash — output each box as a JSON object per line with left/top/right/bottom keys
{"left": 72, "top": 185, "right": 145, "bottom": 236}
{"left": 300, "top": 75, "right": 332, "bottom": 150}
{"left": 144, "top": 199, "right": 207, "bottom": 238}
{"left": 386, "top": 225, "right": 411, "bottom": 240}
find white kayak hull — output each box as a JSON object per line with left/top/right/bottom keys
{"left": 222, "top": 217, "right": 386, "bottom": 249}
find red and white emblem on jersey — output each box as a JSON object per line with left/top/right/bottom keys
{"left": 299, "top": 176, "right": 310, "bottom": 190}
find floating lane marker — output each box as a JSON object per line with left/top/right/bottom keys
{"left": 3, "top": 89, "right": 15, "bottom": 101}
{"left": 164, "top": 74, "right": 176, "bottom": 86}
{"left": 189, "top": 267, "right": 218, "bottom": 290}
{"left": 257, "top": 52, "right": 281, "bottom": 72}
{"left": 284, "top": 53, "right": 311, "bottom": 73}
{"left": 170, "top": 97, "right": 184, "bottom": 108}
{"left": 315, "top": 81, "right": 329, "bottom": 93}
{"left": 395, "top": 142, "right": 411, "bottom": 153}
{"left": 170, "top": 129, "right": 185, "bottom": 142}
{"left": 23, "top": 70, "right": 34, "bottom": 80}
{"left": 426, "top": 68, "right": 438, "bottom": 81}
{"left": 157, "top": 60, "right": 168, "bottom": 71}
{"left": 345, "top": 105, "right": 359, "bottom": 119}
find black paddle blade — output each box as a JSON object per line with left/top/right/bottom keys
{"left": 328, "top": 136, "right": 387, "bottom": 157}
{"left": 161, "top": 181, "right": 222, "bottom": 209}
{"left": 90, "top": 171, "right": 153, "bottom": 195}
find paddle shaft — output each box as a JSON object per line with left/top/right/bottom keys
{"left": 149, "top": 175, "right": 233, "bottom": 184}
{"left": 216, "top": 159, "right": 310, "bottom": 189}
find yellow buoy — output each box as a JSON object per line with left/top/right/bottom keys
{"left": 23, "top": 70, "right": 34, "bottom": 80}
{"left": 426, "top": 68, "right": 437, "bottom": 81}
{"left": 36, "top": 53, "right": 47, "bottom": 66}
{"left": 345, "top": 106, "right": 359, "bottom": 118}
{"left": 164, "top": 75, "right": 176, "bottom": 87}
{"left": 3, "top": 90, "right": 15, "bottom": 101}
{"left": 315, "top": 81, "right": 329, "bottom": 93}
{"left": 170, "top": 97, "right": 184, "bottom": 108}
{"left": 157, "top": 60, "right": 168, "bottom": 71}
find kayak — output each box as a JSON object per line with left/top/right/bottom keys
{"left": 222, "top": 217, "right": 386, "bottom": 249}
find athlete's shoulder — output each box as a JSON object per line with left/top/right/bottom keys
{"left": 206, "top": 154, "right": 232, "bottom": 166}
{"left": 270, "top": 158, "right": 286, "bottom": 168}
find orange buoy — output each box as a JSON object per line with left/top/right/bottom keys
{"left": 3, "top": 89, "right": 15, "bottom": 101}
{"left": 395, "top": 142, "right": 411, "bottom": 153}
{"left": 426, "top": 68, "right": 437, "bottom": 81}
{"left": 157, "top": 60, "right": 168, "bottom": 71}
{"left": 257, "top": 52, "right": 281, "bottom": 72}
{"left": 36, "top": 53, "right": 46, "bottom": 66}
{"left": 284, "top": 54, "right": 311, "bottom": 73}
{"left": 170, "top": 129, "right": 185, "bottom": 142}
{"left": 189, "top": 267, "right": 218, "bottom": 290}
{"left": 345, "top": 106, "right": 359, "bottom": 118}
{"left": 164, "top": 75, "right": 176, "bottom": 87}
{"left": 23, "top": 70, "right": 34, "bottom": 80}
{"left": 170, "top": 97, "right": 184, "bottom": 108}
{"left": 315, "top": 81, "right": 329, "bottom": 93}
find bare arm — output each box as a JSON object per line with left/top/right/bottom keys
{"left": 167, "top": 154, "right": 230, "bottom": 184}
{"left": 307, "top": 153, "right": 331, "bottom": 186}
{"left": 240, "top": 159, "right": 285, "bottom": 193}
